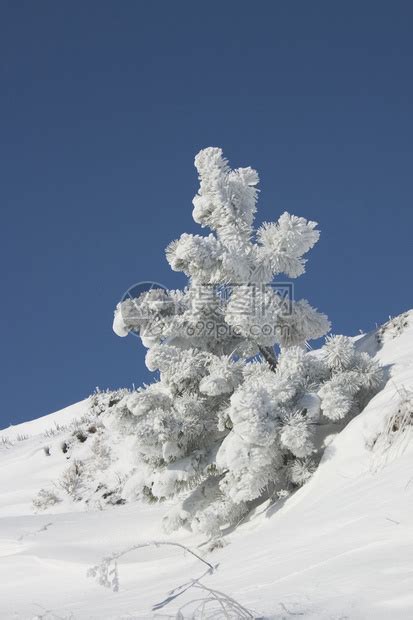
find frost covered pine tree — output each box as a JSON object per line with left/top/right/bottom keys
{"left": 110, "top": 147, "right": 382, "bottom": 538}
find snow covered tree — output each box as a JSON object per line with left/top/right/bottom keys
{"left": 107, "top": 148, "right": 382, "bottom": 537}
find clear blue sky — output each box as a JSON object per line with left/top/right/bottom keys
{"left": 1, "top": 1, "right": 412, "bottom": 426}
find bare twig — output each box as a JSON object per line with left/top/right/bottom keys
{"left": 88, "top": 540, "right": 216, "bottom": 592}
{"left": 88, "top": 540, "right": 258, "bottom": 618}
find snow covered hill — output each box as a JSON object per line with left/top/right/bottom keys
{"left": 1, "top": 312, "right": 412, "bottom": 620}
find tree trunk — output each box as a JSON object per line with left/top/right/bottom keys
{"left": 258, "top": 346, "right": 278, "bottom": 371}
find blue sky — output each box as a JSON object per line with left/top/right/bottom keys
{"left": 1, "top": 1, "right": 412, "bottom": 426}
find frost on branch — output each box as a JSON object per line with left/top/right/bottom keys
{"left": 319, "top": 335, "right": 383, "bottom": 421}
{"left": 280, "top": 411, "right": 315, "bottom": 458}
{"left": 256, "top": 212, "right": 320, "bottom": 279}
{"left": 288, "top": 458, "right": 316, "bottom": 486}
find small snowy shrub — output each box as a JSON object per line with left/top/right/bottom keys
{"left": 370, "top": 388, "right": 413, "bottom": 462}
{"left": 388, "top": 390, "right": 413, "bottom": 433}
{"left": 377, "top": 312, "right": 409, "bottom": 344}
{"left": 32, "top": 390, "right": 131, "bottom": 511}
{"left": 0, "top": 436, "right": 13, "bottom": 449}
{"left": 58, "top": 460, "right": 85, "bottom": 500}
{"left": 43, "top": 422, "right": 67, "bottom": 438}
{"left": 88, "top": 387, "right": 129, "bottom": 417}
{"left": 90, "top": 435, "right": 112, "bottom": 470}
{"left": 33, "top": 488, "right": 61, "bottom": 511}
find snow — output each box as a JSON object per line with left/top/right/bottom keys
{"left": 1, "top": 312, "right": 413, "bottom": 619}
{"left": 112, "top": 304, "right": 129, "bottom": 338}
{"left": 0, "top": 399, "right": 88, "bottom": 442}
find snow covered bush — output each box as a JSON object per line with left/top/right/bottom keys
{"left": 43, "top": 422, "right": 67, "bottom": 438}
{"left": 105, "top": 148, "right": 383, "bottom": 537}
{"left": 0, "top": 436, "right": 13, "bottom": 449}
{"left": 369, "top": 387, "right": 413, "bottom": 466}
{"left": 377, "top": 312, "right": 409, "bottom": 345}
{"left": 58, "top": 460, "right": 85, "bottom": 500}
{"left": 33, "top": 488, "right": 61, "bottom": 511}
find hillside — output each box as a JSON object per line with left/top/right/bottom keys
{"left": 0, "top": 311, "right": 412, "bottom": 619}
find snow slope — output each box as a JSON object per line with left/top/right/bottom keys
{"left": 0, "top": 399, "right": 89, "bottom": 442}
{"left": 1, "top": 312, "right": 412, "bottom": 619}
